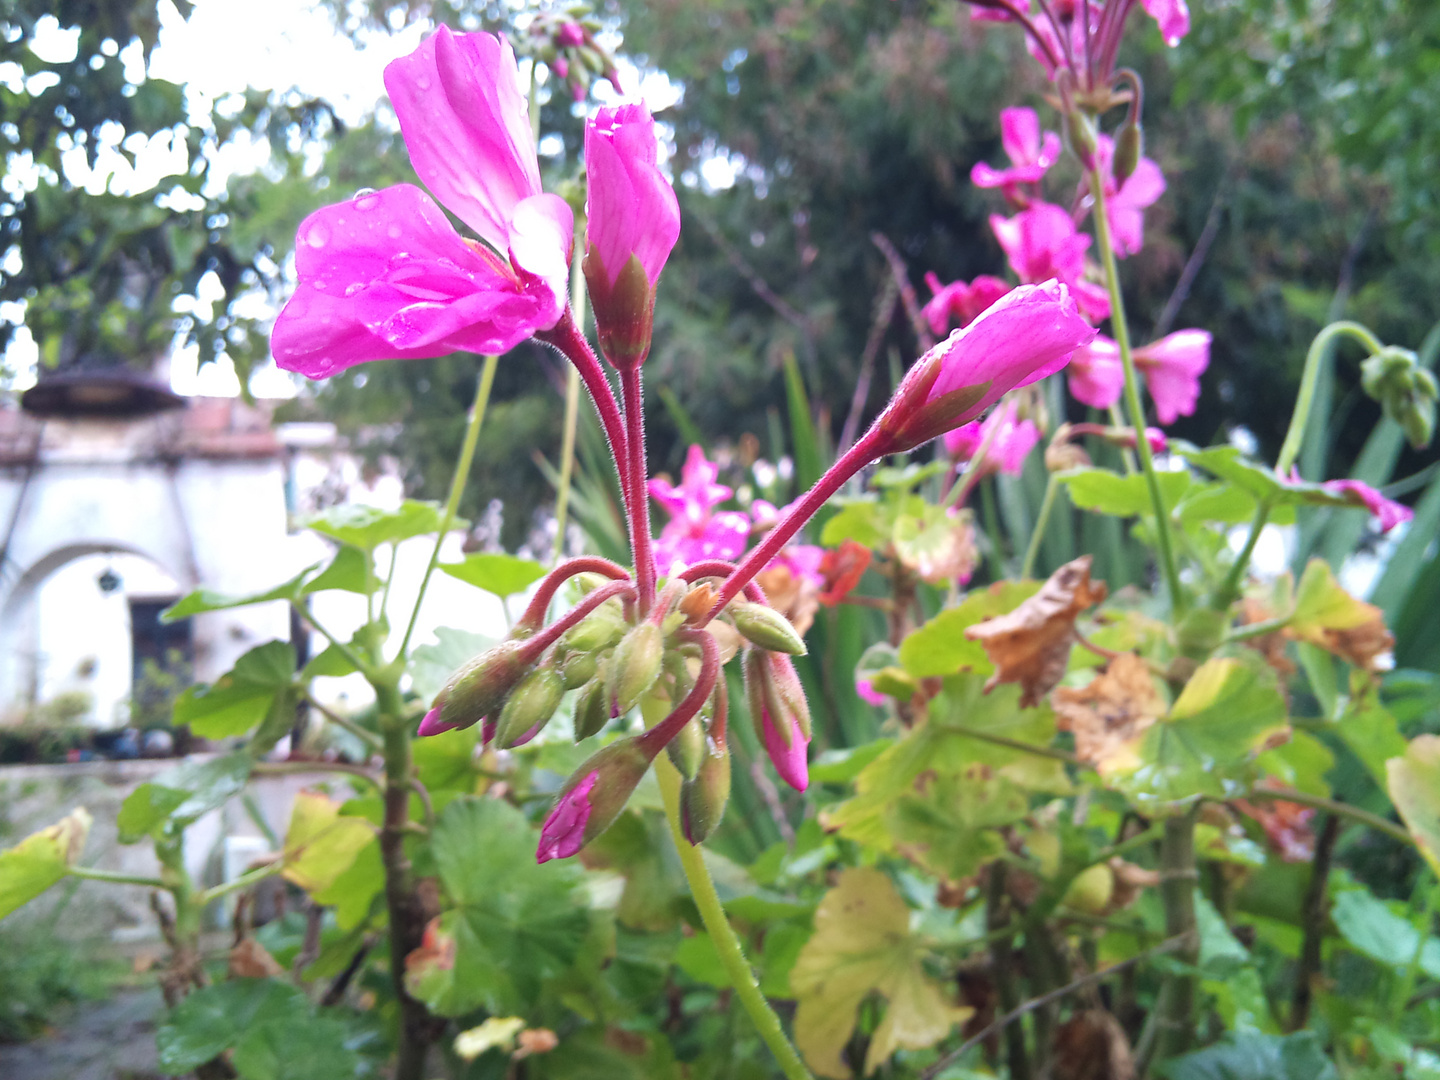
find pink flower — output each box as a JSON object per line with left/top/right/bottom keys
{"left": 1135, "top": 329, "right": 1210, "bottom": 425}
{"left": 650, "top": 445, "right": 750, "bottom": 573}
{"left": 754, "top": 500, "right": 827, "bottom": 585}
{"left": 855, "top": 678, "right": 887, "bottom": 707}
{"left": 585, "top": 103, "right": 681, "bottom": 290}
{"left": 1322, "top": 480, "right": 1413, "bottom": 533}
{"left": 1086, "top": 135, "right": 1166, "bottom": 257}
{"left": 537, "top": 770, "right": 598, "bottom": 862}
{"left": 1067, "top": 334, "right": 1125, "bottom": 409}
{"left": 271, "top": 28, "right": 573, "bottom": 379}
{"left": 878, "top": 281, "right": 1097, "bottom": 451}
{"left": 555, "top": 21, "right": 586, "bottom": 48}
{"left": 942, "top": 399, "right": 1041, "bottom": 476}
{"left": 1142, "top": 0, "right": 1191, "bottom": 46}
{"left": 746, "top": 652, "right": 811, "bottom": 791}
{"left": 417, "top": 706, "right": 457, "bottom": 738}
{"left": 990, "top": 204, "right": 1111, "bottom": 322}
{"left": 922, "top": 272, "right": 1012, "bottom": 336}
{"left": 970, "top": 107, "right": 1063, "bottom": 200}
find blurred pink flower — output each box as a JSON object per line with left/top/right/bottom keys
{"left": 855, "top": 678, "right": 887, "bottom": 707}
{"left": 1322, "top": 479, "right": 1413, "bottom": 533}
{"left": 1135, "top": 329, "right": 1211, "bottom": 425}
{"left": 878, "top": 281, "right": 1097, "bottom": 451}
{"left": 753, "top": 500, "right": 826, "bottom": 586}
{"left": 922, "top": 272, "right": 1012, "bottom": 336}
{"left": 650, "top": 445, "right": 750, "bottom": 572}
{"left": 943, "top": 399, "right": 1041, "bottom": 476}
{"left": 990, "top": 204, "right": 1111, "bottom": 322}
{"left": 1067, "top": 335, "right": 1125, "bottom": 409}
{"left": 536, "top": 770, "right": 597, "bottom": 862}
{"left": 1142, "top": 0, "right": 1191, "bottom": 46}
{"left": 1085, "top": 134, "right": 1166, "bottom": 257}
{"left": 971, "top": 107, "right": 1062, "bottom": 201}
{"left": 272, "top": 28, "right": 573, "bottom": 379}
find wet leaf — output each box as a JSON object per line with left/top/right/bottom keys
{"left": 1388, "top": 735, "right": 1440, "bottom": 878}
{"left": 965, "top": 556, "right": 1108, "bottom": 707}
{"left": 790, "top": 868, "right": 969, "bottom": 1078}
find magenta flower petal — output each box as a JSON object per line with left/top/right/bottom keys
{"left": 1142, "top": 0, "right": 1191, "bottom": 46}
{"left": 1136, "top": 329, "right": 1210, "bottom": 425}
{"left": 417, "top": 706, "right": 459, "bottom": 737}
{"left": 585, "top": 103, "right": 681, "bottom": 288}
{"left": 990, "top": 203, "right": 1092, "bottom": 287}
{"left": 1323, "top": 480, "right": 1413, "bottom": 533}
{"left": 759, "top": 706, "right": 809, "bottom": 792}
{"left": 537, "top": 771, "right": 599, "bottom": 863}
{"left": 507, "top": 192, "right": 575, "bottom": 321}
{"left": 1090, "top": 136, "right": 1166, "bottom": 258}
{"left": 855, "top": 678, "right": 887, "bottom": 707}
{"left": 649, "top": 445, "right": 734, "bottom": 523}
{"left": 1067, "top": 335, "right": 1125, "bottom": 409}
{"left": 942, "top": 399, "right": 1039, "bottom": 476}
{"left": 272, "top": 185, "right": 556, "bottom": 378}
{"left": 384, "top": 26, "right": 540, "bottom": 251}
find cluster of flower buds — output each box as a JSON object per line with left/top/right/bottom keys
{"left": 417, "top": 556, "right": 813, "bottom": 863}
{"left": 1360, "top": 346, "right": 1438, "bottom": 450}
{"left": 524, "top": 6, "right": 621, "bottom": 103}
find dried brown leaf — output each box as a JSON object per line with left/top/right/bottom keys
{"left": 965, "top": 556, "right": 1108, "bottom": 707}
{"left": 1052, "top": 653, "right": 1163, "bottom": 772}
{"left": 1052, "top": 1009, "right": 1136, "bottom": 1080}
{"left": 228, "top": 937, "right": 285, "bottom": 979}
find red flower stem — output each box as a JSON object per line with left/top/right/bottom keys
{"left": 1033, "top": 0, "right": 1075, "bottom": 72}
{"left": 620, "top": 366, "right": 657, "bottom": 615}
{"left": 679, "top": 560, "right": 766, "bottom": 605}
{"left": 519, "top": 556, "right": 632, "bottom": 630}
{"left": 516, "top": 579, "right": 634, "bottom": 665}
{"left": 699, "top": 425, "right": 889, "bottom": 626}
{"left": 638, "top": 628, "right": 718, "bottom": 758}
{"left": 537, "top": 310, "right": 632, "bottom": 517}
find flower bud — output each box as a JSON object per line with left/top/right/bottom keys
{"left": 744, "top": 650, "right": 812, "bottom": 791}
{"left": 665, "top": 714, "right": 706, "bottom": 779}
{"left": 1113, "top": 119, "right": 1143, "bottom": 187}
{"left": 573, "top": 676, "right": 611, "bottom": 740}
{"left": 729, "top": 601, "right": 808, "bottom": 655}
{"left": 611, "top": 622, "right": 664, "bottom": 716}
{"left": 561, "top": 602, "right": 626, "bottom": 653}
{"left": 537, "top": 737, "right": 652, "bottom": 862}
{"left": 421, "top": 640, "right": 530, "bottom": 736}
{"left": 1045, "top": 440, "right": 1091, "bottom": 472}
{"left": 1063, "top": 110, "right": 1099, "bottom": 171}
{"left": 680, "top": 735, "right": 731, "bottom": 845}
{"left": 1361, "top": 347, "right": 1438, "bottom": 450}
{"left": 560, "top": 650, "right": 598, "bottom": 690}
{"left": 495, "top": 667, "right": 564, "bottom": 748}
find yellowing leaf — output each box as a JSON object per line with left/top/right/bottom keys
{"left": 1286, "top": 560, "right": 1394, "bottom": 673}
{"left": 282, "top": 791, "right": 375, "bottom": 894}
{"left": 0, "top": 807, "right": 91, "bottom": 918}
{"left": 1388, "top": 735, "right": 1440, "bottom": 878}
{"left": 790, "top": 868, "right": 969, "bottom": 1078}
{"left": 454, "top": 1016, "right": 526, "bottom": 1061}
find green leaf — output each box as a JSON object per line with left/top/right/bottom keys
{"left": 898, "top": 581, "right": 1039, "bottom": 678}
{"left": 0, "top": 808, "right": 91, "bottom": 919}
{"left": 1159, "top": 1031, "right": 1337, "bottom": 1080}
{"left": 1291, "top": 559, "right": 1378, "bottom": 637}
{"left": 418, "top": 797, "right": 592, "bottom": 1016}
{"left": 819, "top": 499, "right": 889, "bottom": 549}
{"left": 1173, "top": 443, "right": 1354, "bottom": 512}
{"left": 870, "top": 461, "right": 946, "bottom": 490}
{"left": 116, "top": 784, "right": 190, "bottom": 843}
{"left": 173, "top": 641, "right": 297, "bottom": 739}
{"left": 884, "top": 768, "right": 1021, "bottom": 883}
{"left": 673, "top": 932, "right": 731, "bottom": 987}
{"left": 313, "top": 839, "right": 384, "bottom": 932}
{"left": 140, "top": 752, "right": 254, "bottom": 829}
{"left": 408, "top": 626, "right": 494, "bottom": 703}
{"left": 281, "top": 791, "right": 375, "bottom": 895}
{"left": 302, "top": 545, "right": 373, "bottom": 595}
{"left": 790, "top": 868, "right": 969, "bottom": 1078}
{"left": 301, "top": 643, "right": 358, "bottom": 680}
{"left": 1059, "top": 467, "right": 1190, "bottom": 517}
{"left": 155, "top": 979, "right": 306, "bottom": 1074}
{"left": 303, "top": 500, "right": 451, "bottom": 552}
{"left": 1256, "top": 731, "right": 1334, "bottom": 797}
{"left": 809, "top": 739, "right": 891, "bottom": 784}
{"left": 439, "top": 552, "right": 547, "bottom": 597}
{"left": 579, "top": 810, "right": 688, "bottom": 932}
{"left": 1331, "top": 889, "right": 1440, "bottom": 977}
{"left": 162, "top": 564, "right": 316, "bottom": 622}
{"left": 1107, "top": 657, "right": 1288, "bottom": 806}
{"left": 1336, "top": 691, "right": 1407, "bottom": 787}
{"left": 1388, "top": 735, "right": 1440, "bottom": 878}
{"left": 231, "top": 1015, "right": 363, "bottom": 1080}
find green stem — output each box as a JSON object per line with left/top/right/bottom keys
{"left": 68, "top": 865, "right": 168, "bottom": 889}
{"left": 654, "top": 753, "right": 814, "bottom": 1080}
{"left": 553, "top": 247, "right": 587, "bottom": 564}
{"left": 1216, "top": 499, "right": 1273, "bottom": 607}
{"left": 291, "top": 601, "right": 373, "bottom": 680}
{"left": 1149, "top": 807, "right": 1199, "bottom": 1067}
{"left": 1022, "top": 472, "right": 1060, "bottom": 579}
{"left": 397, "top": 354, "right": 498, "bottom": 660}
{"left": 197, "top": 860, "right": 288, "bottom": 907}
{"left": 937, "top": 721, "right": 1082, "bottom": 765}
{"left": 1242, "top": 786, "right": 1413, "bottom": 847}
{"left": 1277, "top": 321, "right": 1386, "bottom": 477}
{"left": 1087, "top": 157, "right": 1185, "bottom": 615}
{"left": 302, "top": 693, "right": 384, "bottom": 752}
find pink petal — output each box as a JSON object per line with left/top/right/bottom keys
{"left": 585, "top": 103, "right": 681, "bottom": 288}
{"left": 1000, "top": 107, "right": 1042, "bottom": 166}
{"left": 417, "top": 706, "right": 458, "bottom": 737}
{"left": 271, "top": 185, "right": 550, "bottom": 378}
{"left": 537, "top": 771, "right": 598, "bottom": 862}
{"left": 1141, "top": 0, "right": 1191, "bottom": 46}
{"left": 1137, "top": 329, "right": 1211, "bottom": 425}
{"left": 760, "top": 707, "right": 809, "bottom": 792}
{"left": 855, "top": 678, "right": 887, "bottom": 707}
{"left": 1067, "top": 335, "right": 1125, "bottom": 409}
{"left": 1323, "top": 480, "right": 1414, "bottom": 533}
{"left": 990, "top": 203, "right": 1091, "bottom": 285}
{"left": 507, "top": 192, "right": 574, "bottom": 326}
{"left": 384, "top": 27, "right": 541, "bottom": 251}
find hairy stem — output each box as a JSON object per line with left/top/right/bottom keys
{"left": 553, "top": 249, "right": 589, "bottom": 562}
{"left": 621, "top": 367, "right": 657, "bottom": 613}
{"left": 518, "top": 556, "right": 632, "bottom": 630}
{"left": 1087, "top": 156, "right": 1186, "bottom": 615}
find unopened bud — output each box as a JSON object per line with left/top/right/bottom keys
{"left": 584, "top": 251, "right": 656, "bottom": 371}
{"left": 573, "top": 676, "right": 610, "bottom": 740}
{"left": 561, "top": 602, "right": 626, "bottom": 653}
{"left": 744, "top": 651, "right": 812, "bottom": 791}
{"left": 680, "top": 736, "right": 731, "bottom": 845}
{"left": 666, "top": 715, "right": 706, "bottom": 779}
{"left": 679, "top": 582, "right": 718, "bottom": 622}
{"left": 1360, "top": 347, "right": 1437, "bottom": 449}
{"left": 422, "top": 640, "right": 530, "bottom": 736}
{"left": 1063, "top": 111, "right": 1099, "bottom": 171}
{"left": 495, "top": 667, "right": 564, "bottom": 748}
{"left": 537, "top": 737, "right": 652, "bottom": 862}
{"left": 1113, "top": 120, "right": 1143, "bottom": 186}
{"left": 560, "top": 650, "right": 598, "bottom": 690}
{"left": 729, "top": 601, "right": 807, "bottom": 655}
{"left": 611, "top": 622, "right": 664, "bottom": 716}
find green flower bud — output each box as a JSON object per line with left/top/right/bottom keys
{"left": 665, "top": 715, "right": 706, "bottom": 779}
{"left": 729, "top": 601, "right": 808, "bottom": 656}
{"left": 495, "top": 667, "right": 564, "bottom": 748}
{"left": 612, "top": 622, "right": 664, "bottom": 716}
{"left": 561, "top": 601, "right": 626, "bottom": 653}
{"left": 537, "top": 737, "right": 653, "bottom": 862}
{"left": 1114, "top": 119, "right": 1143, "bottom": 186}
{"left": 680, "top": 735, "right": 731, "bottom": 845}
{"left": 425, "top": 640, "right": 530, "bottom": 735}
{"left": 573, "top": 676, "right": 611, "bottom": 741}
{"left": 1063, "top": 110, "right": 1098, "bottom": 171}
{"left": 1361, "top": 347, "right": 1438, "bottom": 450}
{"left": 560, "top": 650, "right": 598, "bottom": 690}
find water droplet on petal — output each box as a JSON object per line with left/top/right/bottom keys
{"left": 387, "top": 224, "right": 402, "bottom": 240}
{"left": 353, "top": 188, "right": 379, "bottom": 211}
{"left": 305, "top": 223, "right": 330, "bottom": 249}
{"left": 415, "top": 74, "right": 431, "bottom": 90}
{"left": 344, "top": 282, "right": 363, "bottom": 297}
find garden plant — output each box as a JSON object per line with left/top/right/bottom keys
{"left": 3, "top": 2, "right": 1440, "bottom": 1080}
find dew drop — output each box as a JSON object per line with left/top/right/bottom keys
{"left": 415, "top": 74, "right": 431, "bottom": 90}
{"left": 305, "top": 223, "right": 330, "bottom": 249}
{"left": 387, "top": 224, "right": 402, "bottom": 240}
{"left": 344, "top": 282, "right": 363, "bottom": 297}
{"left": 353, "top": 188, "right": 379, "bottom": 211}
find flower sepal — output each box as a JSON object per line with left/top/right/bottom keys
{"left": 537, "top": 737, "right": 653, "bottom": 862}
{"left": 583, "top": 249, "right": 657, "bottom": 370}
